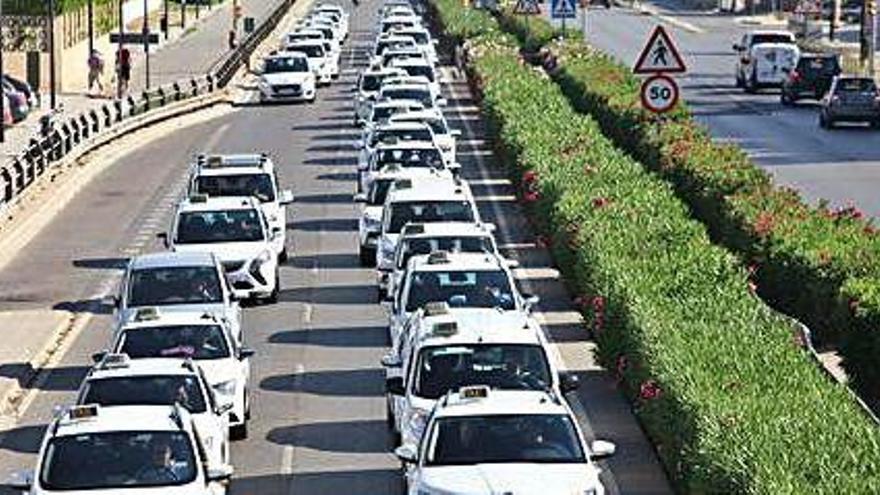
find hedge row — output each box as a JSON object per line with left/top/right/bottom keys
{"left": 430, "top": 0, "right": 880, "bottom": 492}
{"left": 2, "top": 0, "right": 116, "bottom": 16}
{"left": 494, "top": 10, "right": 880, "bottom": 411}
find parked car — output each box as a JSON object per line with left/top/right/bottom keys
{"left": 781, "top": 53, "right": 841, "bottom": 104}
{"left": 2, "top": 74, "right": 37, "bottom": 109}
{"left": 819, "top": 75, "right": 880, "bottom": 129}
{"left": 2, "top": 84, "right": 29, "bottom": 123}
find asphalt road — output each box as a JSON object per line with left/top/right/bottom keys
{"left": 584, "top": 4, "right": 880, "bottom": 217}
{"left": 0, "top": 2, "right": 672, "bottom": 493}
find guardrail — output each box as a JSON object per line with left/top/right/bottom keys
{"left": 0, "top": 0, "right": 296, "bottom": 211}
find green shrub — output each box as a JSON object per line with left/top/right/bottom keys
{"left": 428, "top": 2, "right": 880, "bottom": 492}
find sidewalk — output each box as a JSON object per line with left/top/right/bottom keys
{"left": 2, "top": 0, "right": 277, "bottom": 167}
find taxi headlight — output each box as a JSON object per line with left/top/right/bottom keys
{"left": 254, "top": 249, "right": 273, "bottom": 268}
{"left": 213, "top": 379, "right": 236, "bottom": 397}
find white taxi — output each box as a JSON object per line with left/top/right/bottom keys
{"left": 356, "top": 121, "right": 437, "bottom": 173}
{"left": 285, "top": 40, "right": 334, "bottom": 85}
{"left": 188, "top": 153, "right": 293, "bottom": 260}
{"left": 257, "top": 52, "right": 317, "bottom": 103}
{"left": 389, "top": 109, "right": 461, "bottom": 164}
{"left": 354, "top": 67, "right": 408, "bottom": 126}
{"left": 383, "top": 306, "right": 580, "bottom": 446}
{"left": 6, "top": 404, "right": 232, "bottom": 494}
{"left": 76, "top": 354, "right": 231, "bottom": 459}
{"left": 165, "top": 195, "right": 280, "bottom": 302}
{"left": 396, "top": 387, "right": 615, "bottom": 495}
{"left": 96, "top": 308, "right": 253, "bottom": 440}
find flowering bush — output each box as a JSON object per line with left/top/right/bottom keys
{"left": 427, "top": 1, "right": 880, "bottom": 490}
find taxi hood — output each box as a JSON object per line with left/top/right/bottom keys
{"left": 262, "top": 71, "right": 313, "bottom": 86}
{"left": 174, "top": 243, "right": 270, "bottom": 263}
{"left": 420, "top": 463, "right": 603, "bottom": 494}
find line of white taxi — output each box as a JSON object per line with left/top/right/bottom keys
{"left": 352, "top": 2, "right": 618, "bottom": 494}
{"left": 1, "top": 4, "right": 352, "bottom": 492}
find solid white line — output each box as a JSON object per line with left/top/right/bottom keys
{"left": 281, "top": 445, "right": 295, "bottom": 475}
{"left": 302, "top": 303, "right": 313, "bottom": 324}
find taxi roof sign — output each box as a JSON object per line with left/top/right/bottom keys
{"left": 432, "top": 321, "right": 458, "bottom": 337}
{"left": 68, "top": 404, "right": 99, "bottom": 420}
{"left": 189, "top": 193, "right": 209, "bottom": 203}
{"left": 424, "top": 301, "right": 450, "bottom": 316}
{"left": 98, "top": 353, "right": 131, "bottom": 370}
{"left": 459, "top": 385, "right": 490, "bottom": 400}
{"left": 134, "top": 307, "right": 160, "bottom": 322}
{"left": 633, "top": 25, "right": 686, "bottom": 74}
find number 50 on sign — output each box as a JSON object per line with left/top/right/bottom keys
{"left": 640, "top": 74, "right": 679, "bottom": 114}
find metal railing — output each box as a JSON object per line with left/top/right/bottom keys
{"left": 0, "top": 0, "right": 296, "bottom": 211}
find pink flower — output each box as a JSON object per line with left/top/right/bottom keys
{"left": 639, "top": 380, "right": 662, "bottom": 401}
{"left": 523, "top": 191, "right": 541, "bottom": 203}
{"left": 747, "top": 281, "right": 758, "bottom": 293}
{"left": 592, "top": 197, "right": 610, "bottom": 209}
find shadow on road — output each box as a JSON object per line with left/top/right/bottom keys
{"left": 71, "top": 257, "right": 129, "bottom": 270}
{"left": 52, "top": 297, "right": 114, "bottom": 315}
{"left": 259, "top": 368, "right": 385, "bottom": 397}
{"left": 268, "top": 325, "right": 388, "bottom": 347}
{"left": 288, "top": 218, "right": 357, "bottom": 232}
{"left": 230, "top": 468, "right": 402, "bottom": 495}
{"left": 293, "top": 192, "right": 355, "bottom": 204}
{"left": 266, "top": 419, "right": 392, "bottom": 453}
{"left": 316, "top": 171, "right": 358, "bottom": 181}
{"left": 277, "top": 284, "right": 377, "bottom": 305}
{"left": 0, "top": 363, "right": 89, "bottom": 392}
{"left": 284, "top": 252, "right": 361, "bottom": 269}
{"left": 0, "top": 424, "right": 46, "bottom": 454}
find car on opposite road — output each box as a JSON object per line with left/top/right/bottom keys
{"left": 734, "top": 30, "right": 798, "bottom": 92}
{"left": 819, "top": 75, "right": 880, "bottom": 129}
{"left": 188, "top": 153, "right": 293, "bottom": 260}
{"left": 77, "top": 353, "right": 233, "bottom": 457}
{"left": 383, "top": 306, "right": 580, "bottom": 446}
{"left": 781, "top": 52, "right": 841, "bottom": 104}
{"left": 165, "top": 195, "right": 280, "bottom": 302}
{"left": 6, "top": 404, "right": 233, "bottom": 494}
{"left": 95, "top": 308, "right": 254, "bottom": 442}
{"left": 394, "top": 387, "right": 615, "bottom": 495}
{"left": 110, "top": 252, "right": 242, "bottom": 342}
{"left": 257, "top": 52, "right": 317, "bottom": 103}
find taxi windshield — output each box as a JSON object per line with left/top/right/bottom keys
{"left": 290, "top": 45, "right": 325, "bottom": 58}
{"left": 398, "top": 236, "right": 493, "bottom": 269}
{"left": 129, "top": 266, "right": 223, "bottom": 306}
{"left": 264, "top": 56, "right": 309, "bottom": 73}
{"left": 382, "top": 87, "right": 431, "bottom": 107}
{"left": 373, "top": 104, "right": 419, "bottom": 122}
{"left": 375, "top": 148, "right": 444, "bottom": 171}
{"left": 41, "top": 431, "right": 197, "bottom": 490}
{"left": 370, "top": 128, "right": 433, "bottom": 146}
{"left": 389, "top": 201, "right": 474, "bottom": 234}
{"left": 176, "top": 209, "right": 265, "bottom": 244}
{"left": 405, "top": 269, "right": 514, "bottom": 311}
{"left": 415, "top": 344, "right": 552, "bottom": 399}
{"left": 120, "top": 324, "right": 230, "bottom": 360}
{"left": 401, "top": 64, "right": 435, "bottom": 82}
{"left": 195, "top": 173, "right": 275, "bottom": 202}
{"left": 426, "top": 415, "right": 585, "bottom": 466}
{"left": 81, "top": 376, "right": 208, "bottom": 414}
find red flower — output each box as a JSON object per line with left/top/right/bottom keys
{"left": 592, "top": 197, "right": 610, "bottom": 209}
{"left": 747, "top": 280, "right": 758, "bottom": 293}
{"left": 583, "top": 163, "right": 596, "bottom": 174}
{"left": 850, "top": 298, "right": 861, "bottom": 314}
{"left": 522, "top": 170, "right": 538, "bottom": 183}
{"left": 865, "top": 225, "right": 876, "bottom": 235}
{"left": 639, "top": 380, "right": 662, "bottom": 401}
{"left": 753, "top": 211, "right": 775, "bottom": 238}
{"left": 746, "top": 263, "right": 759, "bottom": 278}
{"left": 573, "top": 295, "right": 589, "bottom": 309}
{"left": 522, "top": 191, "right": 541, "bottom": 203}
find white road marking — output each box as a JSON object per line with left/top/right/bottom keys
{"left": 281, "top": 445, "right": 295, "bottom": 475}
{"left": 302, "top": 303, "right": 313, "bottom": 324}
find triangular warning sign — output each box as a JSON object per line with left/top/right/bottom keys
{"left": 633, "top": 25, "right": 686, "bottom": 74}
{"left": 514, "top": 0, "right": 541, "bottom": 14}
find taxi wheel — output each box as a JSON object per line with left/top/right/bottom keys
{"left": 279, "top": 247, "right": 289, "bottom": 262}
{"left": 231, "top": 422, "right": 248, "bottom": 441}
{"left": 267, "top": 271, "right": 280, "bottom": 303}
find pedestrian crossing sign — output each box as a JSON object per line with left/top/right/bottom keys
{"left": 633, "top": 25, "right": 686, "bottom": 74}
{"left": 551, "top": 0, "right": 577, "bottom": 19}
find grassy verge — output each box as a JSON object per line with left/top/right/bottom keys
{"left": 429, "top": 1, "right": 880, "bottom": 492}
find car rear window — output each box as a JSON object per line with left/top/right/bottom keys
{"left": 837, "top": 79, "right": 877, "bottom": 93}
{"left": 798, "top": 56, "right": 839, "bottom": 74}
{"left": 752, "top": 33, "right": 794, "bottom": 45}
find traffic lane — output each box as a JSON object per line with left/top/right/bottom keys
{"left": 588, "top": 7, "right": 880, "bottom": 215}
{"left": 441, "top": 69, "right": 673, "bottom": 493}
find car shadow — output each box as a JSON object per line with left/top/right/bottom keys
{"left": 266, "top": 419, "right": 392, "bottom": 453}
{"left": 268, "top": 325, "right": 388, "bottom": 347}
{"left": 259, "top": 368, "right": 385, "bottom": 397}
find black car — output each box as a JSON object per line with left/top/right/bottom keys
{"left": 819, "top": 76, "right": 880, "bottom": 129}
{"left": 781, "top": 53, "right": 841, "bottom": 104}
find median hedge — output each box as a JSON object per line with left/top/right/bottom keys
{"left": 494, "top": 10, "right": 880, "bottom": 411}
{"left": 429, "top": 0, "right": 880, "bottom": 492}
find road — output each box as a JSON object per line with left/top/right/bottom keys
{"left": 0, "top": 1, "right": 672, "bottom": 493}
{"left": 583, "top": 3, "right": 880, "bottom": 217}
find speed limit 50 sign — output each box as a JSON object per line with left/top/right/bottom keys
{"left": 640, "top": 74, "right": 679, "bottom": 114}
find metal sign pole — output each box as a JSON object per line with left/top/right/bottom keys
{"left": 48, "top": 0, "right": 57, "bottom": 110}
{"left": 144, "top": 0, "right": 150, "bottom": 89}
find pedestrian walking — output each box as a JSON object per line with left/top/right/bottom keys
{"left": 453, "top": 42, "right": 464, "bottom": 79}
{"left": 228, "top": 29, "right": 238, "bottom": 51}
{"left": 87, "top": 49, "right": 105, "bottom": 96}
{"left": 116, "top": 47, "right": 132, "bottom": 98}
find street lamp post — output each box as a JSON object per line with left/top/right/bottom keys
{"left": 144, "top": 0, "right": 150, "bottom": 88}
{"left": 88, "top": 0, "right": 95, "bottom": 54}
{"left": 1, "top": 0, "right": 5, "bottom": 143}
{"left": 48, "top": 0, "right": 57, "bottom": 110}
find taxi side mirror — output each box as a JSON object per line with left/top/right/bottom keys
{"left": 353, "top": 193, "right": 368, "bottom": 203}
{"left": 238, "top": 347, "right": 255, "bottom": 360}
{"left": 207, "top": 464, "right": 234, "bottom": 482}
{"left": 91, "top": 350, "right": 108, "bottom": 363}
{"left": 559, "top": 372, "right": 580, "bottom": 393}
{"left": 279, "top": 190, "right": 294, "bottom": 205}
{"left": 590, "top": 440, "right": 617, "bottom": 460}
{"left": 394, "top": 444, "right": 418, "bottom": 464}
{"left": 732, "top": 43, "right": 742, "bottom": 51}
{"left": 156, "top": 232, "right": 169, "bottom": 248}
{"left": 385, "top": 377, "right": 405, "bottom": 395}
{"left": 102, "top": 295, "right": 120, "bottom": 308}
{"left": 449, "top": 129, "right": 462, "bottom": 137}
{"left": 522, "top": 294, "right": 540, "bottom": 312}
{"left": 381, "top": 353, "right": 402, "bottom": 368}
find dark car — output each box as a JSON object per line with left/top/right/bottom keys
{"left": 781, "top": 53, "right": 841, "bottom": 104}
{"left": 819, "top": 76, "right": 880, "bottom": 128}
{"left": 1, "top": 84, "right": 29, "bottom": 123}
{"left": 2, "top": 74, "right": 37, "bottom": 109}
